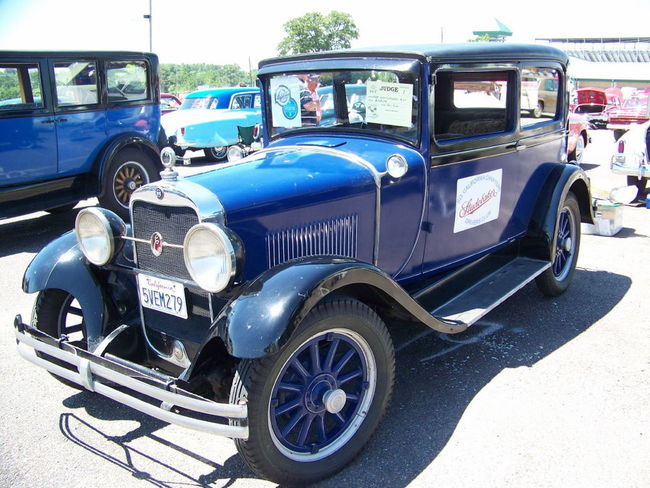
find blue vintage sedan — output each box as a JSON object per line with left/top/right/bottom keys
{"left": 162, "top": 87, "right": 261, "bottom": 161}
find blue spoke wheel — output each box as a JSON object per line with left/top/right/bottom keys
{"left": 536, "top": 192, "right": 581, "bottom": 297}
{"left": 230, "top": 298, "right": 394, "bottom": 486}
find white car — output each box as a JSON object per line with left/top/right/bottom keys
{"left": 611, "top": 120, "right": 650, "bottom": 201}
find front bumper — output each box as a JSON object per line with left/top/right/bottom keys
{"left": 14, "top": 316, "right": 248, "bottom": 439}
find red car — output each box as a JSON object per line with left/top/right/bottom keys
{"left": 573, "top": 87, "right": 618, "bottom": 129}
{"left": 160, "top": 93, "right": 181, "bottom": 115}
{"left": 568, "top": 112, "right": 590, "bottom": 162}
{"left": 607, "top": 91, "right": 649, "bottom": 128}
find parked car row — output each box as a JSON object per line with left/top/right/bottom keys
{"left": 14, "top": 43, "right": 594, "bottom": 486}
{"left": 572, "top": 86, "right": 650, "bottom": 131}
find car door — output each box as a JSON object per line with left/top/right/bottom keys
{"left": 49, "top": 57, "right": 106, "bottom": 175}
{"left": 422, "top": 66, "right": 522, "bottom": 272}
{"left": 0, "top": 57, "right": 58, "bottom": 186}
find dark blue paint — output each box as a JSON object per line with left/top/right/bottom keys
{"left": 270, "top": 331, "right": 368, "bottom": 453}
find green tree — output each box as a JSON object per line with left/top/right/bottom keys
{"left": 159, "top": 63, "right": 255, "bottom": 94}
{"left": 277, "top": 11, "right": 359, "bottom": 56}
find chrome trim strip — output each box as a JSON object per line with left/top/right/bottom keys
{"left": 15, "top": 328, "right": 248, "bottom": 438}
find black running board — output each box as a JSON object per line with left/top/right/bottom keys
{"left": 429, "top": 257, "right": 551, "bottom": 327}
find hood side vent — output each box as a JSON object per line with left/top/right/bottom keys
{"left": 266, "top": 214, "right": 358, "bottom": 268}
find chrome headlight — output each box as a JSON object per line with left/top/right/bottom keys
{"left": 183, "top": 223, "right": 236, "bottom": 292}
{"left": 75, "top": 208, "right": 126, "bottom": 265}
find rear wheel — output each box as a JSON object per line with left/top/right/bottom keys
{"left": 205, "top": 146, "right": 228, "bottom": 161}
{"left": 99, "top": 148, "right": 158, "bottom": 220}
{"left": 536, "top": 193, "right": 581, "bottom": 297}
{"left": 31, "top": 289, "right": 87, "bottom": 388}
{"left": 229, "top": 298, "right": 395, "bottom": 486}
{"left": 568, "top": 133, "right": 586, "bottom": 163}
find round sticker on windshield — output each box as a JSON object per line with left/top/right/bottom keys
{"left": 274, "top": 85, "right": 291, "bottom": 106}
{"left": 282, "top": 98, "right": 299, "bottom": 119}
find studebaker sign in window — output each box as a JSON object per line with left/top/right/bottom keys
{"left": 15, "top": 43, "right": 593, "bottom": 486}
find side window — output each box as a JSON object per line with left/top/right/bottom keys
{"left": 433, "top": 70, "right": 512, "bottom": 141}
{"left": 54, "top": 60, "right": 98, "bottom": 106}
{"left": 0, "top": 63, "right": 43, "bottom": 110}
{"left": 231, "top": 94, "right": 252, "bottom": 109}
{"left": 107, "top": 60, "right": 149, "bottom": 102}
{"left": 521, "top": 68, "right": 560, "bottom": 127}
{"left": 253, "top": 94, "right": 261, "bottom": 108}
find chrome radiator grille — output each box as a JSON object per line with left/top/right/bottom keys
{"left": 132, "top": 200, "right": 199, "bottom": 281}
{"left": 266, "top": 214, "right": 359, "bottom": 268}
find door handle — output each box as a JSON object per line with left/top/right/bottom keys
{"left": 515, "top": 143, "right": 527, "bottom": 151}
{"left": 56, "top": 118, "right": 68, "bottom": 123}
{"left": 41, "top": 119, "right": 55, "bottom": 124}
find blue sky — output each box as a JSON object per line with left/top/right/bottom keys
{"left": 1, "top": 0, "right": 648, "bottom": 69}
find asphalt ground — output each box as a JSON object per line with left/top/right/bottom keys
{"left": 0, "top": 131, "right": 648, "bottom": 488}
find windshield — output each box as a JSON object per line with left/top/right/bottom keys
{"left": 180, "top": 96, "right": 219, "bottom": 110}
{"left": 265, "top": 69, "right": 420, "bottom": 144}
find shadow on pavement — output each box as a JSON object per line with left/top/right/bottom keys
{"left": 50, "top": 267, "right": 630, "bottom": 487}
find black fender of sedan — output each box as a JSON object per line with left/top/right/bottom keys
{"left": 204, "top": 257, "right": 467, "bottom": 362}
{"left": 522, "top": 162, "right": 594, "bottom": 261}
{"left": 22, "top": 230, "right": 135, "bottom": 351}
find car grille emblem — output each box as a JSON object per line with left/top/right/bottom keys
{"left": 155, "top": 187, "right": 164, "bottom": 200}
{"left": 150, "top": 232, "right": 164, "bottom": 256}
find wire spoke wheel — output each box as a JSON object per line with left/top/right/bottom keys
{"left": 112, "top": 161, "right": 148, "bottom": 207}
{"left": 536, "top": 192, "right": 581, "bottom": 297}
{"left": 269, "top": 329, "right": 375, "bottom": 460}
{"left": 229, "top": 298, "right": 394, "bottom": 485}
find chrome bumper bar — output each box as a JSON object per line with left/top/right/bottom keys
{"left": 14, "top": 316, "right": 248, "bottom": 439}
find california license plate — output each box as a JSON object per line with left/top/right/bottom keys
{"left": 137, "top": 274, "right": 188, "bottom": 319}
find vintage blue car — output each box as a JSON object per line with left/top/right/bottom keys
{"left": 0, "top": 51, "right": 162, "bottom": 220}
{"left": 15, "top": 43, "right": 593, "bottom": 485}
{"left": 162, "top": 87, "right": 261, "bottom": 161}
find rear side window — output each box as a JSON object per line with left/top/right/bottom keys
{"left": 0, "top": 63, "right": 43, "bottom": 110}
{"left": 231, "top": 94, "right": 253, "bottom": 109}
{"left": 433, "top": 70, "right": 512, "bottom": 141}
{"left": 54, "top": 60, "right": 98, "bottom": 106}
{"left": 521, "top": 68, "right": 560, "bottom": 127}
{"left": 107, "top": 60, "right": 149, "bottom": 102}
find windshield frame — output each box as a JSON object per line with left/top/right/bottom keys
{"left": 259, "top": 58, "right": 422, "bottom": 147}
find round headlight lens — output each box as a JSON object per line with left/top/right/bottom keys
{"left": 183, "top": 223, "right": 235, "bottom": 292}
{"left": 160, "top": 146, "right": 177, "bottom": 168}
{"left": 75, "top": 208, "right": 114, "bottom": 265}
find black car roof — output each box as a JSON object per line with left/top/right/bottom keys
{"left": 259, "top": 43, "right": 568, "bottom": 69}
{"left": 0, "top": 50, "right": 156, "bottom": 59}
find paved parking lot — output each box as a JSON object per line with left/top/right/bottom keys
{"left": 0, "top": 131, "right": 648, "bottom": 488}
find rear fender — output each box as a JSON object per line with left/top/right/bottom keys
{"left": 23, "top": 231, "right": 111, "bottom": 350}
{"left": 524, "top": 162, "right": 594, "bottom": 261}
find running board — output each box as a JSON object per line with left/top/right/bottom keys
{"left": 430, "top": 257, "right": 551, "bottom": 327}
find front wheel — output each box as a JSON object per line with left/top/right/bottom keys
{"left": 99, "top": 148, "right": 158, "bottom": 220}
{"left": 31, "top": 289, "right": 87, "bottom": 388}
{"left": 229, "top": 298, "right": 395, "bottom": 486}
{"left": 536, "top": 193, "right": 581, "bottom": 297}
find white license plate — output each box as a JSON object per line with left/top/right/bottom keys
{"left": 137, "top": 274, "right": 188, "bottom": 319}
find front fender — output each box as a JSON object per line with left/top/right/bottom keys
{"left": 23, "top": 231, "right": 108, "bottom": 350}
{"left": 210, "top": 257, "right": 463, "bottom": 359}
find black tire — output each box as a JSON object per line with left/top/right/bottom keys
{"left": 626, "top": 176, "right": 648, "bottom": 200}
{"left": 536, "top": 193, "right": 581, "bottom": 297}
{"left": 99, "top": 148, "right": 159, "bottom": 220}
{"left": 205, "top": 146, "right": 228, "bottom": 161}
{"left": 229, "top": 298, "right": 395, "bottom": 486}
{"left": 31, "top": 289, "right": 87, "bottom": 389}
{"left": 568, "top": 133, "right": 586, "bottom": 163}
